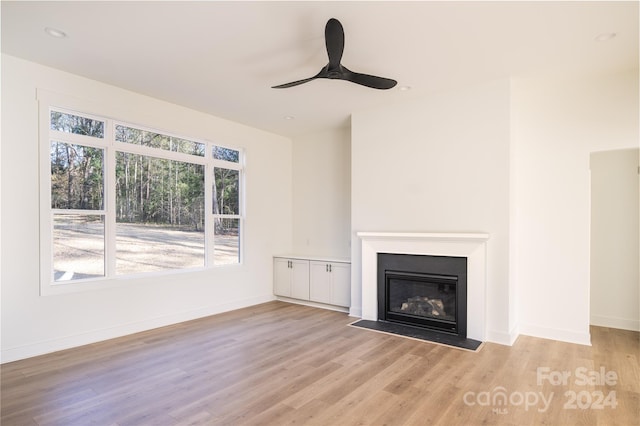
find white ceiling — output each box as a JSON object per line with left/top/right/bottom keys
{"left": 2, "top": 1, "right": 638, "bottom": 138}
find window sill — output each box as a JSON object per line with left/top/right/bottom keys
{"left": 40, "top": 264, "right": 242, "bottom": 296}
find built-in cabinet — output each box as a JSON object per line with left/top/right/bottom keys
{"left": 309, "top": 261, "right": 351, "bottom": 307}
{"left": 274, "top": 256, "right": 351, "bottom": 309}
{"left": 274, "top": 258, "right": 310, "bottom": 300}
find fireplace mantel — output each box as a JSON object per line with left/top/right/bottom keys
{"left": 357, "top": 232, "right": 489, "bottom": 242}
{"left": 357, "top": 231, "right": 489, "bottom": 342}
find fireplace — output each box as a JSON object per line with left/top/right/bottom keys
{"left": 356, "top": 232, "right": 488, "bottom": 346}
{"left": 378, "top": 253, "right": 467, "bottom": 337}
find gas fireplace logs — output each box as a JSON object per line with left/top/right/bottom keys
{"left": 399, "top": 296, "right": 446, "bottom": 317}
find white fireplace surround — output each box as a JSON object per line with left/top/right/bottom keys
{"left": 358, "top": 232, "right": 489, "bottom": 342}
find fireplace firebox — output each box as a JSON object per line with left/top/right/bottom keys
{"left": 378, "top": 253, "right": 467, "bottom": 338}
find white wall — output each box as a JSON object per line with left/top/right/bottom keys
{"left": 292, "top": 127, "right": 351, "bottom": 258}
{"left": 513, "top": 70, "right": 639, "bottom": 344}
{"left": 590, "top": 148, "right": 639, "bottom": 331}
{"left": 1, "top": 54, "right": 293, "bottom": 362}
{"left": 350, "top": 69, "right": 639, "bottom": 346}
{"left": 350, "top": 79, "right": 513, "bottom": 344}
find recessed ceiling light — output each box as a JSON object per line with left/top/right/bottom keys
{"left": 398, "top": 86, "right": 412, "bottom": 92}
{"left": 284, "top": 116, "right": 295, "bottom": 120}
{"left": 44, "top": 27, "right": 67, "bottom": 38}
{"left": 594, "top": 32, "right": 616, "bottom": 42}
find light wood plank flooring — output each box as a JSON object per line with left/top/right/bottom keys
{"left": 2, "top": 301, "right": 638, "bottom": 425}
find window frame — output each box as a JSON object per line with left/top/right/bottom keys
{"left": 38, "top": 91, "right": 244, "bottom": 296}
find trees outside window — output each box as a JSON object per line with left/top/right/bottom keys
{"left": 115, "top": 152, "right": 206, "bottom": 275}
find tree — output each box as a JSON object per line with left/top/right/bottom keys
{"left": 50, "top": 142, "right": 103, "bottom": 210}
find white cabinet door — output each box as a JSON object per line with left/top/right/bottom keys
{"left": 310, "top": 261, "right": 351, "bottom": 307}
{"left": 330, "top": 262, "right": 351, "bottom": 307}
{"left": 273, "top": 258, "right": 292, "bottom": 297}
{"left": 309, "top": 261, "right": 331, "bottom": 304}
{"left": 290, "top": 259, "right": 310, "bottom": 300}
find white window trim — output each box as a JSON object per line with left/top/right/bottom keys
{"left": 38, "top": 90, "right": 244, "bottom": 296}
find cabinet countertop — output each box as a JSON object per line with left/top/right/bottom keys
{"left": 274, "top": 255, "right": 351, "bottom": 264}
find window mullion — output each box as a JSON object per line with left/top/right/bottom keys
{"left": 52, "top": 208, "right": 106, "bottom": 215}
{"left": 211, "top": 159, "right": 242, "bottom": 170}
{"left": 105, "top": 120, "right": 117, "bottom": 278}
{"left": 50, "top": 130, "right": 106, "bottom": 148}
{"left": 205, "top": 161, "right": 214, "bottom": 267}
{"left": 114, "top": 142, "right": 207, "bottom": 165}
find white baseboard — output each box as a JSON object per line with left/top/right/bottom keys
{"left": 486, "top": 325, "right": 520, "bottom": 346}
{"left": 1, "top": 295, "right": 274, "bottom": 364}
{"left": 275, "top": 296, "right": 350, "bottom": 314}
{"left": 590, "top": 315, "right": 640, "bottom": 332}
{"left": 519, "top": 323, "right": 592, "bottom": 346}
{"left": 349, "top": 306, "right": 362, "bottom": 318}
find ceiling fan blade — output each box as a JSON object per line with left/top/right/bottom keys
{"left": 271, "top": 75, "right": 319, "bottom": 89}
{"left": 325, "top": 18, "right": 344, "bottom": 69}
{"left": 342, "top": 68, "right": 397, "bottom": 90}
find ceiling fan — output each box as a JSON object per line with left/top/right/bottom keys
{"left": 272, "top": 18, "right": 397, "bottom": 90}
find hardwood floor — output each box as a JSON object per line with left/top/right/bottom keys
{"left": 2, "top": 301, "right": 638, "bottom": 425}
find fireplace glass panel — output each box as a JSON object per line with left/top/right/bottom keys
{"left": 388, "top": 276, "right": 456, "bottom": 322}
{"left": 378, "top": 253, "right": 467, "bottom": 337}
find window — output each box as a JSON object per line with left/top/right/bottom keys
{"left": 114, "top": 152, "right": 206, "bottom": 275}
{"left": 40, "top": 98, "right": 243, "bottom": 293}
{"left": 212, "top": 145, "right": 242, "bottom": 265}
{"left": 116, "top": 124, "right": 205, "bottom": 156}
{"left": 49, "top": 113, "right": 106, "bottom": 281}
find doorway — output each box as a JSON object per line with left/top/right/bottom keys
{"left": 590, "top": 148, "right": 639, "bottom": 331}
